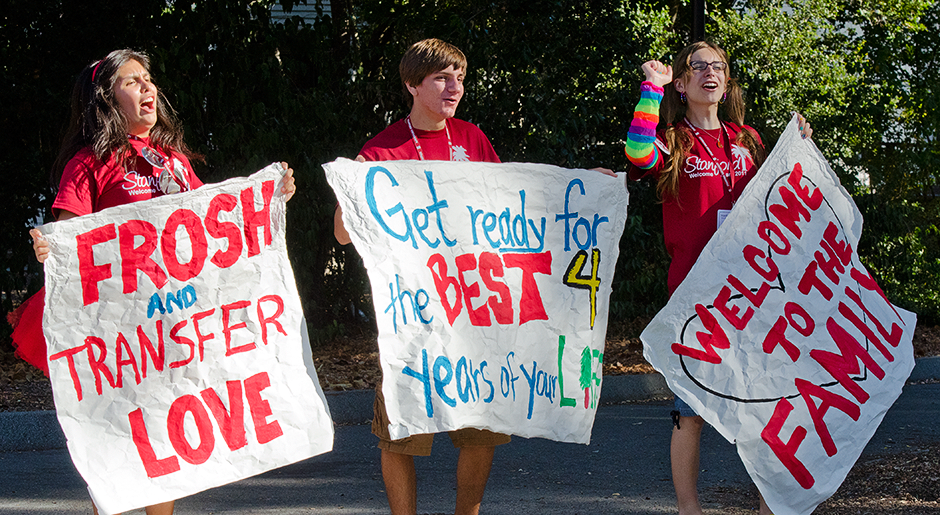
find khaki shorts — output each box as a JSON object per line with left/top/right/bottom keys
{"left": 371, "top": 386, "right": 511, "bottom": 457}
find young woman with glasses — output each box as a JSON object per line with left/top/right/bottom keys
{"left": 624, "top": 41, "right": 812, "bottom": 515}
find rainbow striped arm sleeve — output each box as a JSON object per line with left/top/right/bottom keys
{"left": 624, "top": 81, "right": 664, "bottom": 170}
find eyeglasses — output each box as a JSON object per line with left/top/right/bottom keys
{"left": 689, "top": 60, "right": 727, "bottom": 73}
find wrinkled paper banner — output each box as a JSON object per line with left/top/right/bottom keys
{"left": 40, "top": 164, "right": 333, "bottom": 515}
{"left": 641, "top": 115, "right": 917, "bottom": 515}
{"left": 325, "top": 159, "right": 628, "bottom": 443}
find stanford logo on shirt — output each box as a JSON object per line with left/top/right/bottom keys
{"left": 683, "top": 143, "right": 753, "bottom": 179}
{"left": 122, "top": 171, "right": 159, "bottom": 195}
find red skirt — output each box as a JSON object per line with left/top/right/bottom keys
{"left": 7, "top": 288, "right": 49, "bottom": 376}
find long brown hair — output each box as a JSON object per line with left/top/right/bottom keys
{"left": 52, "top": 49, "right": 197, "bottom": 187}
{"left": 656, "top": 41, "right": 766, "bottom": 200}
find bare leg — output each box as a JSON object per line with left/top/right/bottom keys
{"left": 671, "top": 415, "right": 705, "bottom": 515}
{"left": 758, "top": 491, "right": 773, "bottom": 515}
{"left": 92, "top": 499, "right": 174, "bottom": 515}
{"left": 145, "top": 501, "right": 175, "bottom": 515}
{"left": 454, "top": 446, "right": 495, "bottom": 515}
{"left": 382, "top": 449, "right": 418, "bottom": 515}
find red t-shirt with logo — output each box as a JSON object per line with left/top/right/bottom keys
{"left": 359, "top": 118, "right": 500, "bottom": 163}
{"left": 53, "top": 137, "right": 203, "bottom": 217}
{"left": 630, "top": 122, "right": 763, "bottom": 294}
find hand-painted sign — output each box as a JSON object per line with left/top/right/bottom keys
{"left": 325, "top": 160, "right": 629, "bottom": 443}
{"left": 641, "top": 116, "right": 917, "bottom": 515}
{"left": 39, "top": 164, "right": 333, "bottom": 515}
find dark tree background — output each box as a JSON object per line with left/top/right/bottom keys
{"left": 2, "top": 0, "right": 937, "bottom": 352}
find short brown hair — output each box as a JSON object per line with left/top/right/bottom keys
{"left": 400, "top": 38, "right": 467, "bottom": 107}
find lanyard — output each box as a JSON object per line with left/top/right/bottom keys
{"left": 684, "top": 117, "right": 736, "bottom": 202}
{"left": 406, "top": 115, "right": 453, "bottom": 161}
{"left": 129, "top": 135, "right": 189, "bottom": 193}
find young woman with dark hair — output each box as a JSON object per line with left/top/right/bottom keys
{"left": 20, "top": 49, "right": 295, "bottom": 515}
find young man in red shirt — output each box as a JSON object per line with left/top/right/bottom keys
{"left": 334, "top": 39, "right": 507, "bottom": 515}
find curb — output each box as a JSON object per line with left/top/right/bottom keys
{"left": 3, "top": 356, "right": 937, "bottom": 453}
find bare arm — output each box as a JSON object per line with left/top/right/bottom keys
{"left": 30, "top": 210, "right": 78, "bottom": 263}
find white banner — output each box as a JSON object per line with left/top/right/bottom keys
{"left": 325, "top": 159, "right": 629, "bottom": 443}
{"left": 641, "top": 116, "right": 917, "bottom": 514}
{"left": 40, "top": 164, "right": 333, "bottom": 515}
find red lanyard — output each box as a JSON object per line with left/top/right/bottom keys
{"left": 406, "top": 116, "right": 453, "bottom": 161}
{"left": 684, "top": 118, "right": 735, "bottom": 201}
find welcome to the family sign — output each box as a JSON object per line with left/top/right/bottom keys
{"left": 641, "top": 116, "right": 917, "bottom": 514}
{"left": 325, "top": 159, "right": 629, "bottom": 444}
{"left": 39, "top": 164, "right": 334, "bottom": 515}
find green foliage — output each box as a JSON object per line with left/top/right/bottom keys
{"left": 856, "top": 197, "right": 940, "bottom": 325}
{"left": 2, "top": 0, "right": 939, "bottom": 354}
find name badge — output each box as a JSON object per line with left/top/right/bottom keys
{"left": 717, "top": 209, "right": 731, "bottom": 228}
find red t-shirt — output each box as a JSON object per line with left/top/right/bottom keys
{"left": 53, "top": 137, "right": 203, "bottom": 217}
{"left": 359, "top": 118, "right": 500, "bottom": 163}
{"left": 631, "top": 122, "right": 763, "bottom": 294}
{"left": 15, "top": 138, "right": 203, "bottom": 375}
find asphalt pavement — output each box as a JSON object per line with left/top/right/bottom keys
{"left": 1, "top": 358, "right": 938, "bottom": 515}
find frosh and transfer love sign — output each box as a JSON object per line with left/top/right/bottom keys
{"left": 642, "top": 115, "right": 917, "bottom": 515}
{"left": 39, "top": 164, "right": 333, "bottom": 515}
{"left": 325, "top": 159, "right": 629, "bottom": 444}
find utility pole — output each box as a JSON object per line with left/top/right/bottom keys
{"left": 692, "top": 0, "right": 706, "bottom": 42}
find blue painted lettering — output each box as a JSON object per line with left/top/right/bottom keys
{"left": 365, "top": 167, "right": 456, "bottom": 250}
{"left": 467, "top": 190, "right": 546, "bottom": 253}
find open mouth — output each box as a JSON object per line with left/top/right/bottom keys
{"left": 703, "top": 81, "right": 719, "bottom": 92}
{"left": 140, "top": 97, "right": 156, "bottom": 113}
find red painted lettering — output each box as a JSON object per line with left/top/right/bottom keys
{"left": 137, "top": 321, "right": 166, "bottom": 378}
{"left": 503, "top": 252, "right": 551, "bottom": 324}
{"left": 129, "top": 408, "right": 180, "bottom": 478}
{"left": 757, "top": 221, "right": 791, "bottom": 255}
{"left": 799, "top": 261, "right": 833, "bottom": 300}
{"left": 76, "top": 224, "right": 117, "bottom": 305}
{"left": 714, "top": 285, "right": 753, "bottom": 330}
{"left": 787, "top": 163, "right": 823, "bottom": 210}
{"left": 257, "top": 295, "right": 287, "bottom": 345}
{"left": 244, "top": 372, "right": 283, "bottom": 444}
{"left": 727, "top": 273, "right": 772, "bottom": 308}
{"left": 200, "top": 381, "right": 247, "bottom": 451}
{"left": 456, "top": 253, "right": 491, "bottom": 326}
{"left": 769, "top": 186, "right": 811, "bottom": 239}
{"left": 427, "top": 253, "right": 462, "bottom": 325}
{"left": 115, "top": 332, "right": 141, "bottom": 388}
{"left": 119, "top": 219, "right": 168, "bottom": 294}
{"left": 479, "top": 252, "right": 513, "bottom": 324}
{"left": 241, "top": 180, "right": 275, "bottom": 257}
{"left": 671, "top": 304, "right": 730, "bottom": 364}
{"left": 810, "top": 318, "right": 884, "bottom": 404}
{"left": 167, "top": 395, "right": 215, "bottom": 465}
{"left": 161, "top": 209, "right": 208, "bottom": 281}
{"left": 762, "top": 316, "right": 801, "bottom": 362}
{"left": 168, "top": 319, "right": 195, "bottom": 368}
{"left": 795, "top": 378, "right": 860, "bottom": 457}
{"left": 761, "top": 398, "right": 814, "bottom": 489}
{"left": 742, "top": 245, "right": 780, "bottom": 282}
{"left": 205, "top": 193, "right": 243, "bottom": 268}
{"left": 223, "top": 300, "right": 255, "bottom": 356}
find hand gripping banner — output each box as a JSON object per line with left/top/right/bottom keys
{"left": 39, "top": 164, "right": 333, "bottom": 514}
{"left": 641, "top": 115, "right": 917, "bottom": 515}
{"left": 325, "top": 159, "right": 629, "bottom": 444}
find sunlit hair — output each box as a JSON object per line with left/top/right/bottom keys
{"left": 399, "top": 38, "right": 467, "bottom": 108}
{"left": 52, "top": 49, "right": 196, "bottom": 187}
{"left": 656, "top": 41, "right": 765, "bottom": 200}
